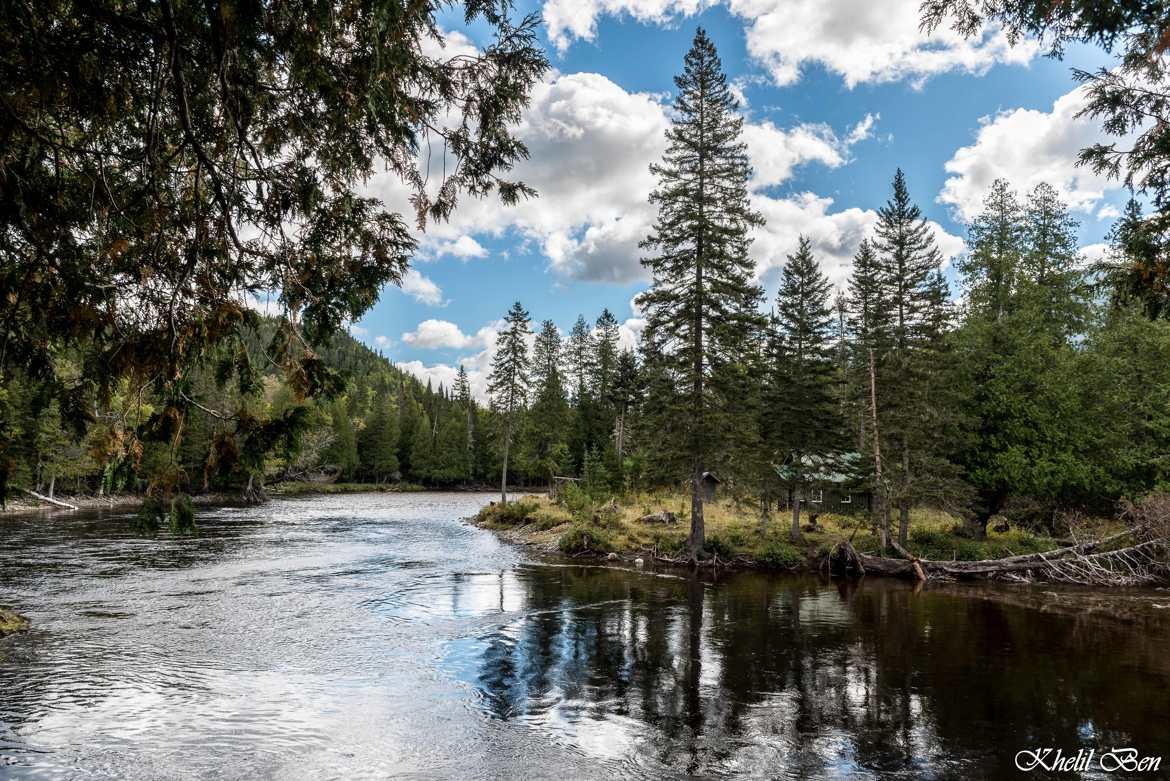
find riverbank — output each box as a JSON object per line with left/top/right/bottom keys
{"left": 2, "top": 482, "right": 525, "bottom": 518}
{"left": 470, "top": 492, "right": 1078, "bottom": 573}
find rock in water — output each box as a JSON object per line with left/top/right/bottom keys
{"left": 0, "top": 607, "right": 30, "bottom": 636}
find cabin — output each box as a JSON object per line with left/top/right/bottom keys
{"left": 700, "top": 472, "right": 721, "bottom": 502}
{"left": 774, "top": 452, "right": 871, "bottom": 515}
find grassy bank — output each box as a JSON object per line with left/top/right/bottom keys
{"left": 472, "top": 491, "right": 1071, "bottom": 571}
{"left": 267, "top": 481, "right": 426, "bottom": 496}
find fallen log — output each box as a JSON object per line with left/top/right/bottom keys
{"left": 836, "top": 533, "right": 1168, "bottom": 585}
{"left": 20, "top": 488, "right": 78, "bottom": 510}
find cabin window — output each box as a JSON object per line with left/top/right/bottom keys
{"left": 840, "top": 493, "right": 852, "bottom": 504}
{"left": 810, "top": 489, "right": 823, "bottom": 503}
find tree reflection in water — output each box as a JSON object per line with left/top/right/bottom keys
{"left": 461, "top": 565, "right": 1170, "bottom": 779}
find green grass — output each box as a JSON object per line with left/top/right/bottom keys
{"left": 268, "top": 481, "right": 425, "bottom": 496}
{"left": 481, "top": 491, "right": 1072, "bottom": 570}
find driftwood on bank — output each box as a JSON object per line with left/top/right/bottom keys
{"left": 830, "top": 523, "right": 1169, "bottom": 586}
{"left": 20, "top": 488, "right": 78, "bottom": 510}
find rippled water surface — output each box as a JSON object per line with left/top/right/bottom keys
{"left": 2, "top": 493, "right": 1170, "bottom": 779}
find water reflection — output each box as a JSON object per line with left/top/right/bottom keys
{"left": 451, "top": 566, "right": 1170, "bottom": 779}
{"left": 2, "top": 495, "right": 1169, "bottom": 780}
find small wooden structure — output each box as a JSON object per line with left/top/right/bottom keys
{"left": 774, "top": 452, "right": 870, "bottom": 515}
{"left": 700, "top": 472, "right": 721, "bottom": 502}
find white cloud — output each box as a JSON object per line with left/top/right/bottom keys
{"left": 751, "top": 192, "right": 963, "bottom": 288}
{"left": 399, "top": 269, "right": 445, "bottom": 306}
{"left": 374, "top": 335, "right": 391, "bottom": 347}
{"left": 543, "top": 0, "right": 712, "bottom": 52}
{"left": 618, "top": 317, "right": 647, "bottom": 351}
{"left": 369, "top": 71, "right": 880, "bottom": 284}
{"left": 744, "top": 122, "right": 845, "bottom": 190}
{"left": 395, "top": 317, "right": 533, "bottom": 403}
{"left": 400, "top": 319, "right": 499, "bottom": 350}
{"left": 542, "top": 0, "right": 1036, "bottom": 88}
{"left": 435, "top": 235, "right": 488, "bottom": 260}
{"left": 846, "top": 113, "right": 879, "bottom": 145}
{"left": 346, "top": 323, "right": 368, "bottom": 337}
{"left": 1078, "top": 242, "right": 1110, "bottom": 270}
{"left": 938, "top": 86, "right": 1129, "bottom": 222}
{"left": 1097, "top": 204, "right": 1121, "bottom": 221}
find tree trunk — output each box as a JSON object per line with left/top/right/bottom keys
{"left": 790, "top": 492, "right": 802, "bottom": 542}
{"left": 47, "top": 474, "right": 55, "bottom": 500}
{"left": 868, "top": 348, "right": 887, "bottom": 551}
{"left": 690, "top": 464, "right": 704, "bottom": 562}
{"left": 500, "top": 416, "right": 511, "bottom": 505}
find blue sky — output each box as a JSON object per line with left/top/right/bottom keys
{"left": 351, "top": 0, "right": 1125, "bottom": 398}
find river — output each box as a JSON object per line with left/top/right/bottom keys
{"left": 2, "top": 492, "right": 1169, "bottom": 779}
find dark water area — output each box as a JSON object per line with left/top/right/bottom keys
{"left": 2, "top": 493, "right": 1169, "bottom": 779}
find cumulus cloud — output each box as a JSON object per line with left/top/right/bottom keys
{"left": 751, "top": 192, "right": 963, "bottom": 288}
{"left": 369, "top": 71, "right": 875, "bottom": 284}
{"left": 399, "top": 269, "right": 446, "bottom": 306}
{"left": 1097, "top": 204, "right": 1121, "bottom": 221}
{"left": 400, "top": 319, "right": 499, "bottom": 350}
{"left": 434, "top": 235, "right": 488, "bottom": 260}
{"left": 938, "top": 86, "right": 1130, "bottom": 222}
{"left": 542, "top": 0, "right": 1036, "bottom": 88}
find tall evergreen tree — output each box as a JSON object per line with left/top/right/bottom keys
{"left": 529, "top": 320, "right": 570, "bottom": 483}
{"left": 954, "top": 182, "right": 1093, "bottom": 536}
{"left": 565, "top": 316, "right": 596, "bottom": 404}
{"left": 487, "top": 302, "right": 532, "bottom": 503}
{"left": 637, "top": 28, "right": 765, "bottom": 560}
{"left": 873, "top": 169, "right": 948, "bottom": 547}
{"left": 1022, "top": 182, "right": 1087, "bottom": 338}
{"left": 769, "top": 236, "right": 840, "bottom": 541}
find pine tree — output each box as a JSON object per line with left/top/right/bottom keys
{"left": 769, "top": 236, "right": 840, "bottom": 541}
{"left": 410, "top": 410, "right": 435, "bottom": 482}
{"left": 593, "top": 309, "right": 621, "bottom": 403}
{"left": 1022, "top": 182, "right": 1087, "bottom": 338}
{"left": 959, "top": 178, "right": 1024, "bottom": 322}
{"left": 487, "top": 302, "right": 532, "bottom": 503}
{"left": 529, "top": 319, "right": 570, "bottom": 483}
{"left": 873, "top": 169, "right": 947, "bottom": 547}
{"left": 328, "top": 398, "right": 358, "bottom": 480}
{"left": 360, "top": 381, "right": 400, "bottom": 482}
{"left": 612, "top": 349, "right": 640, "bottom": 460}
{"left": 455, "top": 365, "right": 475, "bottom": 475}
{"left": 564, "top": 316, "right": 595, "bottom": 404}
{"left": 637, "top": 28, "right": 765, "bottom": 560}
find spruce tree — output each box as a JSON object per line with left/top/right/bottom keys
{"left": 530, "top": 320, "right": 570, "bottom": 483}
{"left": 565, "top": 316, "right": 596, "bottom": 404}
{"left": 1022, "top": 182, "right": 1087, "bottom": 339}
{"left": 487, "top": 302, "right": 532, "bottom": 503}
{"left": 769, "top": 236, "right": 840, "bottom": 541}
{"left": 872, "top": 169, "right": 947, "bottom": 547}
{"left": 637, "top": 28, "right": 765, "bottom": 560}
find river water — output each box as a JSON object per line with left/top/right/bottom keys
{"left": 2, "top": 492, "right": 1169, "bottom": 779}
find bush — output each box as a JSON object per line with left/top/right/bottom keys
{"left": 558, "top": 482, "right": 594, "bottom": 523}
{"left": 760, "top": 540, "right": 802, "bottom": 569}
{"left": 650, "top": 531, "right": 688, "bottom": 556}
{"left": 704, "top": 533, "right": 735, "bottom": 560}
{"left": 479, "top": 499, "right": 539, "bottom": 526}
{"left": 558, "top": 525, "right": 612, "bottom": 554}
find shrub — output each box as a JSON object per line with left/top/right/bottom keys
{"left": 760, "top": 540, "right": 802, "bottom": 569}
{"left": 558, "top": 482, "right": 594, "bottom": 522}
{"left": 558, "top": 525, "right": 612, "bottom": 554}
{"left": 704, "top": 533, "right": 735, "bottom": 560}
{"left": 650, "top": 531, "right": 688, "bottom": 556}
{"left": 478, "top": 499, "right": 539, "bottom": 526}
